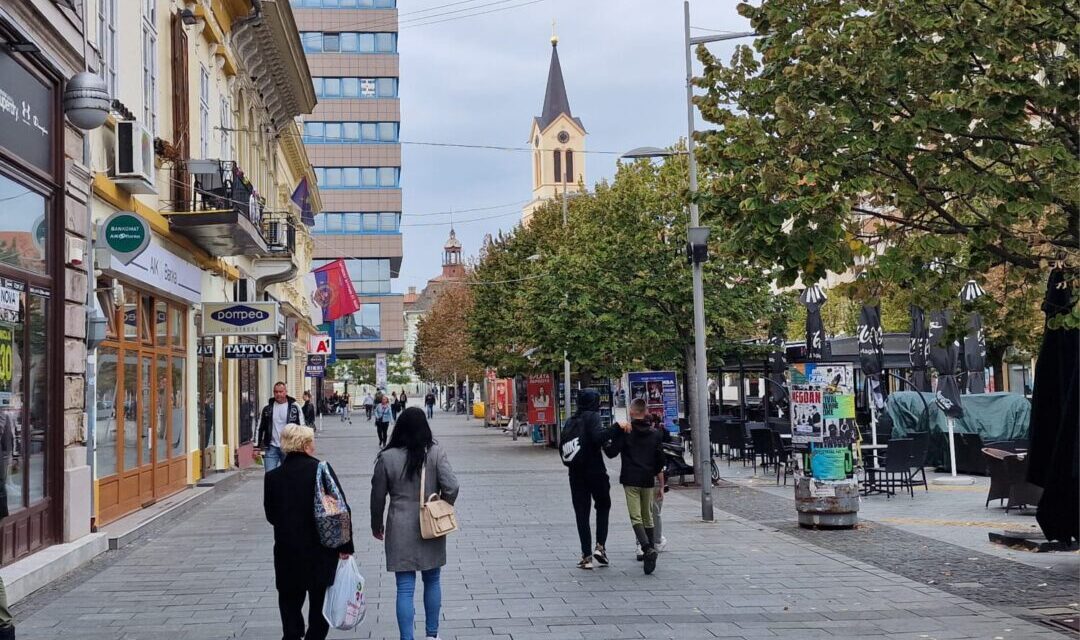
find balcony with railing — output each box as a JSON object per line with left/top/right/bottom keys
{"left": 164, "top": 160, "right": 292, "bottom": 258}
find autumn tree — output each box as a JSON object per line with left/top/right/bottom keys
{"left": 414, "top": 282, "right": 483, "bottom": 383}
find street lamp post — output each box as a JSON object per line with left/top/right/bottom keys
{"left": 561, "top": 181, "right": 571, "bottom": 446}
{"left": 621, "top": 7, "right": 758, "bottom": 522}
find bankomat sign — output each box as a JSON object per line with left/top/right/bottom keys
{"left": 202, "top": 302, "right": 279, "bottom": 336}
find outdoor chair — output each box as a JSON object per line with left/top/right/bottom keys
{"left": 749, "top": 427, "right": 777, "bottom": 475}
{"left": 1004, "top": 453, "right": 1043, "bottom": 513}
{"left": 908, "top": 431, "right": 930, "bottom": 492}
{"left": 724, "top": 422, "right": 750, "bottom": 466}
{"left": 865, "top": 438, "right": 917, "bottom": 498}
{"left": 771, "top": 429, "right": 794, "bottom": 486}
{"left": 983, "top": 448, "right": 1013, "bottom": 508}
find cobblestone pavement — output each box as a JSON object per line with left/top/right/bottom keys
{"left": 14, "top": 407, "right": 1076, "bottom": 639}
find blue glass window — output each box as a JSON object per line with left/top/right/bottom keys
{"left": 299, "top": 32, "right": 396, "bottom": 54}
{"left": 302, "top": 121, "right": 399, "bottom": 143}
{"left": 312, "top": 212, "right": 401, "bottom": 234}
{"left": 312, "top": 77, "right": 397, "bottom": 98}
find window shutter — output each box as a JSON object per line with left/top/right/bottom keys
{"left": 171, "top": 13, "right": 190, "bottom": 209}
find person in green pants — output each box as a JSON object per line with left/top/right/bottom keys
{"left": 609, "top": 398, "right": 665, "bottom": 575}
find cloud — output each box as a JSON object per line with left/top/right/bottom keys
{"left": 397, "top": 0, "right": 750, "bottom": 290}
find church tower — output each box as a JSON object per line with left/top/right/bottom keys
{"left": 441, "top": 228, "right": 466, "bottom": 280}
{"left": 523, "top": 32, "right": 587, "bottom": 224}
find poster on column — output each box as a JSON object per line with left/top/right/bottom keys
{"left": 788, "top": 362, "right": 857, "bottom": 451}
{"left": 527, "top": 374, "right": 555, "bottom": 425}
{"left": 627, "top": 371, "right": 679, "bottom": 432}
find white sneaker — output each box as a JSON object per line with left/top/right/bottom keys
{"left": 657, "top": 536, "right": 668, "bottom": 552}
{"left": 425, "top": 637, "right": 441, "bottom": 640}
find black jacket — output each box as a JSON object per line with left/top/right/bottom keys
{"left": 569, "top": 389, "right": 621, "bottom": 477}
{"left": 611, "top": 418, "right": 666, "bottom": 488}
{"left": 302, "top": 400, "right": 316, "bottom": 427}
{"left": 257, "top": 396, "right": 301, "bottom": 449}
{"left": 264, "top": 453, "right": 354, "bottom": 590}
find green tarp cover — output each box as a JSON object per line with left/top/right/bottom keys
{"left": 886, "top": 391, "right": 1031, "bottom": 441}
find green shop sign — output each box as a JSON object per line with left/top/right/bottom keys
{"left": 101, "top": 211, "right": 150, "bottom": 265}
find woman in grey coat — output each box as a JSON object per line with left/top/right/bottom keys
{"left": 371, "top": 407, "right": 459, "bottom": 640}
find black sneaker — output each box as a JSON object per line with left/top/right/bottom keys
{"left": 593, "top": 544, "right": 609, "bottom": 567}
{"left": 577, "top": 555, "right": 594, "bottom": 570}
{"left": 643, "top": 547, "right": 658, "bottom": 575}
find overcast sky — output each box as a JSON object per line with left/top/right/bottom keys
{"left": 396, "top": 0, "right": 749, "bottom": 291}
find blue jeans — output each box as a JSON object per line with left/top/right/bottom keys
{"left": 395, "top": 568, "right": 441, "bottom": 640}
{"left": 426, "top": 404, "right": 434, "bottom": 419}
{"left": 263, "top": 445, "right": 283, "bottom": 473}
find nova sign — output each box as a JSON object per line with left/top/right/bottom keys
{"left": 201, "top": 302, "right": 279, "bottom": 336}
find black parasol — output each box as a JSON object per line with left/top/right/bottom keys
{"left": 959, "top": 280, "right": 987, "bottom": 394}
{"left": 767, "top": 329, "right": 788, "bottom": 409}
{"left": 909, "top": 306, "right": 932, "bottom": 392}
{"left": 1025, "top": 270, "right": 1078, "bottom": 544}
{"left": 858, "top": 304, "right": 885, "bottom": 410}
{"left": 800, "top": 285, "right": 827, "bottom": 360}
{"left": 928, "top": 310, "right": 964, "bottom": 419}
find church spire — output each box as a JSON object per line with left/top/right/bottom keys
{"left": 537, "top": 35, "right": 575, "bottom": 132}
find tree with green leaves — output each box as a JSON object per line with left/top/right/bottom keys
{"left": 694, "top": 0, "right": 1078, "bottom": 329}
{"left": 415, "top": 282, "right": 483, "bottom": 384}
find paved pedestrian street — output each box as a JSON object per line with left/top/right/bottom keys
{"left": 14, "top": 409, "right": 1075, "bottom": 640}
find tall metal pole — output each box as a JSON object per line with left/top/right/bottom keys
{"left": 684, "top": 0, "right": 713, "bottom": 521}
{"left": 561, "top": 180, "right": 570, "bottom": 449}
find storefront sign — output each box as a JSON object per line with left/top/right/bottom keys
{"left": 375, "top": 352, "right": 387, "bottom": 388}
{"left": 627, "top": 371, "right": 680, "bottom": 432}
{"left": 100, "top": 236, "right": 202, "bottom": 304}
{"left": 197, "top": 340, "right": 215, "bottom": 357}
{"left": 223, "top": 343, "right": 275, "bottom": 359}
{"left": 309, "top": 333, "right": 332, "bottom": 356}
{"left": 0, "top": 49, "right": 52, "bottom": 173}
{"left": 527, "top": 374, "right": 555, "bottom": 425}
{"left": 100, "top": 212, "right": 151, "bottom": 265}
{"left": 202, "top": 302, "right": 279, "bottom": 336}
{"left": 305, "top": 354, "right": 326, "bottom": 377}
{"left": 0, "top": 278, "right": 20, "bottom": 325}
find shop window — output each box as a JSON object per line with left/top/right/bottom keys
{"left": 155, "top": 300, "right": 168, "bottom": 347}
{"left": 140, "top": 295, "right": 153, "bottom": 343}
{"left": 237, "top": 339, "right": 258, "bottom": 444}
{"left": 124, "top": 352, "right": 139, "bottom": 469}
{"left": 123, "top": 288, "right": 138, "bottom": 340}
{"left": 170, "top": 305, "right": 184, "bottom": 348}
{"left": 0, "top": 174, "right": 48, "bottom": 275}
{"left": 96, "top": 347, "right": 118, "bottom": 478}
{"left": 27, "top": 295, "right": 46, "bottom": 505}
{"left": 156, "top": 355, "right": 167, "bottom": 462}
{"left": 172, "top": 357, "right": 185, "bottom": 458}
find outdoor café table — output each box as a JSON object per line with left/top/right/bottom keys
{"left": 859, "top": 444, "right": 889, "bottom": 496}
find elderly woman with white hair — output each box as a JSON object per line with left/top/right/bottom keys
{"left": 264, "top": 425, "right": 354, "bottom": 640}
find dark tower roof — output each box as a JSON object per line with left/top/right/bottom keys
{"left": 536, "top": 40, "right": 585, "bottom": 133}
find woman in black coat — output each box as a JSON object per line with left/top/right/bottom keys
{"left": 264, "top": 425, "right": 354, "bottom": 640}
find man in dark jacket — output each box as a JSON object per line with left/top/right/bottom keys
{"left": 610, "top": 399, "right": 665, "bottom": 574}
{"left": 565, "top": 389, "right": 622, "bottom": 570}
{"left": 302, "top": 391, "right": 316, "bottom": 429}
{"left": 257, "top": 382, "right": 302, "bottom": 472}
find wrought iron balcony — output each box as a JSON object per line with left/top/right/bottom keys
{"left": 163, "top": 160, "right": 292, "bottom": 258}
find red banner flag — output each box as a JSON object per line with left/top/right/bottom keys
{"left": 312, "top": 259, "right": 361, "bottom": 323}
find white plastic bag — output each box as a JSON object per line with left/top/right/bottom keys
{"left": 322, "top": 556, "right": 366, "bottom": 630}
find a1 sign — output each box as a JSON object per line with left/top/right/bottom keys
{"left": 309, "top": 334, "right": 332, "bottom": 356}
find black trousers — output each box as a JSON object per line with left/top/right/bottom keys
{"left": 278, "top": 584, "right": 328, "bottom": 640}
{"left": 569, "top": 471, "right": 611, "bottom": 557}
{"left": 376, "top": 420, "right": 389, "bottom": 446}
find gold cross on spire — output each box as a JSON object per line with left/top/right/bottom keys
{"left": 551, "top": 18, "right": 558, "bottom": 45}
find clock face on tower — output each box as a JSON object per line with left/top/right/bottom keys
{"left": 557, "top": 130, "right": 570, "bottom": 143}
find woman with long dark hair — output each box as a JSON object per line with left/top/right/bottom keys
{"left": 371, "top": 407, "right": 459, "bottom": 640}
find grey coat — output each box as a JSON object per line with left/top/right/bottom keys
{"left": 370, "top": 444, "right": 459, "bottom": 572}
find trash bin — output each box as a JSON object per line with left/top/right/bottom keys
{"left": 472, "top": 401, "right": 484, "bottom": 419}
{"left": 794, "top": 477, "right": 859, "bottom": 529}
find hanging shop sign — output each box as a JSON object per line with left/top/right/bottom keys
{"left": 100, "top": 211, "right": 150, "bottom": 265}
{"left": 223, "top": 342, "right": 275, "bottom": 359}
{"left": 202, "top": 302, "right": 279, "bottom": 336}
{"left": 305, "top": 354, "right": 326, "bottom": 378}
{"left": 309, "top": 333, "right": 333, "bottom": 356}
{"left": 196, "top": 339, "right": 215, "bottom": 357}
{"left": 0, "top": 49, "right": 53, "bottom": 173}
{"left": 375, "top": 352, "right": 387, "bottom": 388}
{"left": 626, "top": 371, "right": 680, "bottom": 432}
{"left": 526, "top": 374, "right": 555, "bottom": 425}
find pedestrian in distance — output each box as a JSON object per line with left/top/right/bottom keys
{"left": 609, "top": 399, "right": 666, "bottom": 575}
{"left": 424, "top": 390, "right": 436, "bottom": 419}
{"left": 302, "top": 391, "right": 316, "bottom": 429}
{"left": 257, "top": 382, "right": 302, "bottom": 473}
{"left": 391, "top": 391, "right": 401, "bottom": 421}
{"left": 264, "top": 425, "right": 354, "bottom": 640}
{"left": 375, "top": 394, "right": 394, "bottom": 448}
{"left": 364, "top": 392, "right": 375, "bottom": 421}
{"left": 400, "top": 389, "right": 409, "bottom": 409}
{"left": 560, "top": 388, "right": 623, "bottom": 570}
{"left": 371, "top": 407, "right": 460, "bottom": 640}
{"left": 341, "top": 392, "right": 352, "bottom": 423}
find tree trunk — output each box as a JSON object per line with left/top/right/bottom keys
{"left": 987, "top": 342, "right": 1006, "bottom": 392}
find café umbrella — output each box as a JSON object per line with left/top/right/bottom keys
{"left": 858, "top": 304, "right": 886, "bottom": 462}
{"left": 959, "top": 280, "right": 987, "bottom": 394}
{"left": 800, "top": 285, "right": 828, "bottom": 360}
{"left": 909, "top": 306, "right": 932, "bottom": 392}
{"left": 927, "top": 310, "right": 971, "bottom": 484}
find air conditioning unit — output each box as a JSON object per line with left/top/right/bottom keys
{"left": 112, "top": 120, "right": 157, "bottom": 194}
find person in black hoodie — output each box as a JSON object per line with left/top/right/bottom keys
{"left": 564, "top": 388, "right": 623, "bottom": 570}
{"left": 610, "top": 398, "right": 665, "bottom": 575}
